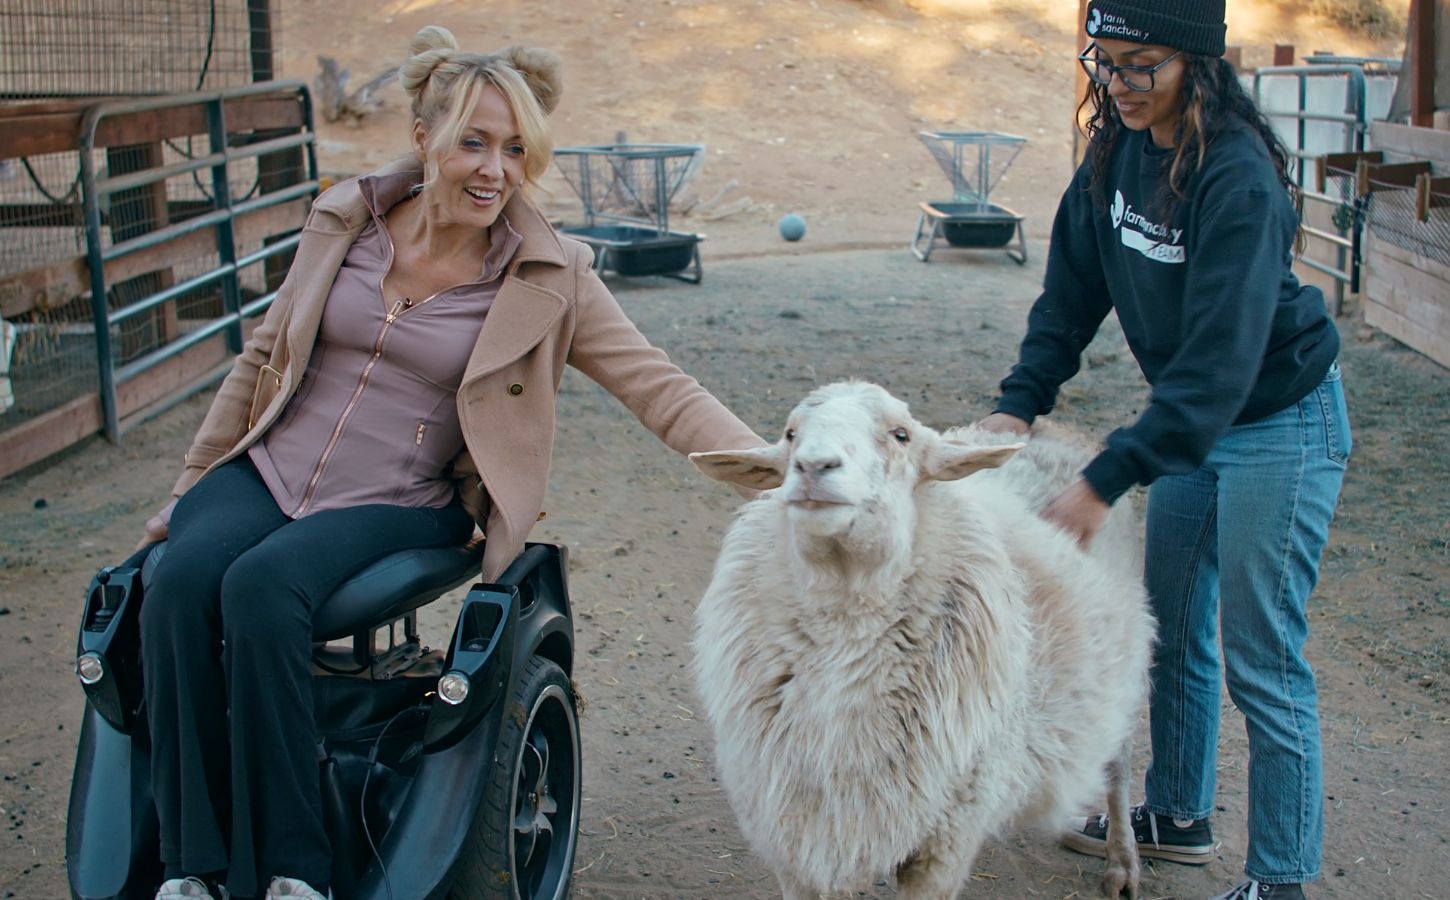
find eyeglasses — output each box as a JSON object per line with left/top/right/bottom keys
{"left": 1078, "top": 43, "right": 1183, "bottom": 93}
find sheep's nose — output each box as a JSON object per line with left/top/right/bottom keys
{"left": 793, "top": 456, "right": 842, "bottom": 476}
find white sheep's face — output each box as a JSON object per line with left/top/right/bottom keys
{"left": 775, "top": 383, "right": 920, "bottom": 537}
{"left": 691, "top": 382, "right": 1022, "bottom": 541}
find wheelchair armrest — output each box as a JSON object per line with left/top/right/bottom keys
{"left": 496, "top": 544, "right": 552, "bottom": 587}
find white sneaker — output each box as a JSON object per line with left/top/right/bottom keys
{"left": 265, "top": 876, "right": 331, "bottom": 900}
{"left": 155, "top": 877, "right": 215, "bottom": 900}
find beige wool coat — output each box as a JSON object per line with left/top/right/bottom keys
{"left": 169, "top": 159, "right": 764, "bottom": 581}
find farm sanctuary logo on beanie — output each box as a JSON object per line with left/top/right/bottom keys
{"left": 1085, "top": 0, "right": 1227, "bottom": 57}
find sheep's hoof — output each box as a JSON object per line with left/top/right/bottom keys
{"left": 1100, "top": 861, "right": 1140, "bottom": 900}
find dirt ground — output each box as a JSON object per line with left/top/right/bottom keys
{"left": 3, "top": 2, "right": 1447, "bottom": 899}
{"left": 286, "top": 0, "right": 1406, "bottom": 259}
{"left": 4, "top": 247, "right": 1449, "bottom": 899}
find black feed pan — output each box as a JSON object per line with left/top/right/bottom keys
{"left": 561, "top": 225, "right": 701, "bottom": 276}
{"left": 926, "top": 202, "right": 1022, "bottom": 248}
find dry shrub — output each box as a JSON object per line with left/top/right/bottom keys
{"left": 1309, "top": 0, "right": 1406, "bottom": 40}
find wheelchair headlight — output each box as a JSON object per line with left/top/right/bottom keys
{"left": 438, "top": 671, "right": 471, "bottom": 706}
{"left": 76, "top": 652, "right": 105, "bottom": 685}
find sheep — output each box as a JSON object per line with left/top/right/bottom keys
{"left": 688, "top": 381, "right": 1154, "bottom": 900}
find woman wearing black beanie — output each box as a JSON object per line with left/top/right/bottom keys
{"left": 979, "top": 3, "right": 1348, "bottom": 899}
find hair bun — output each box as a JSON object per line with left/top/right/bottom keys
{"left": 409, "top": 25, "right": 459, "bottom": 57}
{"left": 503, "top": 45, "right": 563, "bottom": 115}
{"left": 400, "top": 26, "right": 460, "bottom": 99}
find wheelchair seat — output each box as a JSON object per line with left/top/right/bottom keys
{"left": 312, "top": 537, "right": 485, "bottom": 641}
{"left": 141, "top": 537, "right": 486, "bottom": 641}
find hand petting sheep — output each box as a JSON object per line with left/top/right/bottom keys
{"left": 689, "top": 381, "right": 1154, "bottom": 900}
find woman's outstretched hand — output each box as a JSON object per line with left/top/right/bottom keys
{"left": 1042, "top": 479, "right": 1109, "bottom": 548}
{"left": 974, "top": 415, "right": 1104, "bottom": 545}
{"left": 976, "top": 412, "right": 1030, "bottom": 436}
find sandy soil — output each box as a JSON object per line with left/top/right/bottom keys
{"left": 3, "top": 2, "right": 1445, "bottom": 899}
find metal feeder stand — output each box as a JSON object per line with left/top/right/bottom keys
{"left": 553, "top": 143, "right": 706, "bottom": 283}
{"left": 912, "top": 131, "right": 1028, "bottom": 265}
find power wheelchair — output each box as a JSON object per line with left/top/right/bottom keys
{"left": 66, "top": 538, "right": 581, "bottom": 900}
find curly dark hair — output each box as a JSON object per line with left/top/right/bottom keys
{"left": 1078, "top": 53, "right": 1301, "bottom": 243}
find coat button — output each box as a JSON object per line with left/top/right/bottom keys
{"left": 508, "top": 382, "right": 524, "bottom": 396}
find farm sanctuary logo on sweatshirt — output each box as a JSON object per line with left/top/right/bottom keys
{"left": 1111, "top": 190, "right": 1184, "bottom": 264}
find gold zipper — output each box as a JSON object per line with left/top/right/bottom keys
{"left": 296, "top": 222, "right": 408, "bottom": 516}
{"left": 415, "top": 421, "right": 427, "bottom": 446}
{"left": 296, "top": 300, "right": 404, "bottom": 515}
{"left": 293, "top": 220, "right": 460, "bottom": 515}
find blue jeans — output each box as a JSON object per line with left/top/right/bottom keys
{"left": 1142, "top": 365, "right": 1350, "bottom": 885}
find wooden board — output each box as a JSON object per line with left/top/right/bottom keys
{"left": 1365, "top": 233, "right": 1450, "bottom": 368}
{"left": 0, "top": 330, "right": 237, "bottom": 478}
{"left": 1365, "top": 301, "right": 1450, "bottom": 369}
{"left": 1317, "top": 150, "right": 1382, "bottom": 192}
{"left": 0, "top": 92, "right": 307, "bottom": 159}
{"left": 1416, "top": 175, "right": 1450, "bottom": 220}
{"left": 1370, "top": 121, "right": 1450, "bottom": 167}
{"left": 1358, "top": 160, "right": 1434, "bottom": 197}
{"left": 0, "top": 393, "right": 102, "bottom": 480}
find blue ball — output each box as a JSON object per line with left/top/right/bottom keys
{"left": 778, "top": 213, "right": 806, "bottom": 242}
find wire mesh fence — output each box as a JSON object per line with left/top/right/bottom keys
{"left": 1365, "top": 178, "right": 1450, "bottom": 270}
{"left": 1, "top": 136, "right": 306, "bottom": 429}
{"left": 0, "top": 2, "right": 305, "bottom": 463}
{"left": 0, "top": 0, "right": 281, "bottom": 99}
{"left": 0, "top": 0, "right": 298, "bottom": 446}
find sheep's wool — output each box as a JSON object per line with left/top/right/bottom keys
{"left": 692, "top": 383, "right": 1154, "bottom": 897}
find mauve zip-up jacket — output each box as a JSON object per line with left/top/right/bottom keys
{"left": 248, "top": 169, "right": 522, "bottom": 516}
{"left": 165, "top": 158, "right": 764, "bottom": 582}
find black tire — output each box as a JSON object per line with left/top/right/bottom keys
{"left": 449, "top": 656, "right": 580, "bottom": 900}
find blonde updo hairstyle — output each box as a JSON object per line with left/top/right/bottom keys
{"left": 400, "top": 26, "right": 562, "bottom": 189}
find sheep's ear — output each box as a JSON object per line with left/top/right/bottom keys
{"left": 924, "top": 440, "right": 1024, "bottom": 482}
{"left": 690, "top": 445, "right": 787, "bottom": 490}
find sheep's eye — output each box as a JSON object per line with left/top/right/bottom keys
{"left": 784, "top": 428, "right": 796, "bottom": 442}
{"left": 889, "top": 427, "right": 910, "bottom": 444}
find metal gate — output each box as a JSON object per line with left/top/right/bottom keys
{"left": 78, "top": 82, "right": 317, "bottom": 441}
{"left": 0, "top": 81, "right": 317, "bottom": 476}
{"left": 1251, "top": 60, "right": 1399, "bottom": 313}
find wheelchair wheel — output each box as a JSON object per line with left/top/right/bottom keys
{"left": 450, "top": 655, "right": 580, "bottom": 900}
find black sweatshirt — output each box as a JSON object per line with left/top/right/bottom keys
{"left": 994, "top": 124, "right": 1340, "bottom": 505}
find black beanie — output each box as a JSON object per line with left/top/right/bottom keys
{"left": 1085, "top": 0, "right": 1227, "bottom": 57}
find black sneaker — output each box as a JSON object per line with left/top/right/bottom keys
{"left": 1211, "top": 880, "right": 1305, "bottom": 900}
{"left": 1060, "top": 804, "right": 1216, "bottom": 865}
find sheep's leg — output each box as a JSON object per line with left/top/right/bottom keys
{"left": 894, "top": 830, "right": 986, "bottom": 900}
{"left": 1100, "top": 745, "right": 1141, "bottom": 900}
{"left": 775, "top": 868, "right": 820, "bottom": 900}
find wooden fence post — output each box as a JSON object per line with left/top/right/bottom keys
{"left": 1409, "top": 0, "right": 1437, "bottom": 128}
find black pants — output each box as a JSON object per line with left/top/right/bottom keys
{"left": 139, "top": 457, "right": 474, "bottom": 898}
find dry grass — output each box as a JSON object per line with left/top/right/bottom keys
{"left": 1310, "top": 0, "right": 1406, "bottom": 40}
